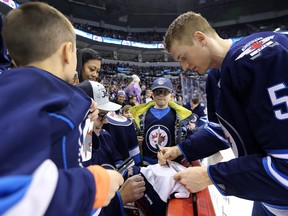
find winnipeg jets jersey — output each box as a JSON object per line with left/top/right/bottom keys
{"left": 180, "top": 32, "right": 288, "bottom": 215}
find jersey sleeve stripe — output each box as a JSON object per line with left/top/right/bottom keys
{"left": 262, "top": 156, "right": 288, "bottom": 189}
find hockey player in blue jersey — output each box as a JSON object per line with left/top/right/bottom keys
{"left": 159, "top": 11, "right": 288, "bottom": 215}
{"left": 0, "top": 2, "right": 123, "bottom": 215}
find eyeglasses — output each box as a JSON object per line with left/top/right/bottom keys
{"left": 153, "top": 89, "right": 171, "bottom": 96}
{"left": 98, "top": 111, "right": 108, "bottom": 121}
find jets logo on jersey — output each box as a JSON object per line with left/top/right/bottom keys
{"left": 145, "top": 125, "right": 171, "bottom": 153}
{"left": 105, "top": 111, "right": 132, "bottom": 126}
{"left": 236, "top": 35, "right": 277, "bottom": 60}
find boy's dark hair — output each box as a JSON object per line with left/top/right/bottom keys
{"left": 2, "top": 2, "right": 76, "bottom": 66}
{"left": 191, "top": 97, "right": 199, "bottom": 105}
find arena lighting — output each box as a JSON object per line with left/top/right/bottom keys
{"left": 67, "top": 0, "right": 106, "bottom": 10}
{"left": 1, "top": 1, "right": 287, "bottom": 49}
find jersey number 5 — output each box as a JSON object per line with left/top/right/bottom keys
{"left": 268, "top": 83, "right": 288, "bottom": 120}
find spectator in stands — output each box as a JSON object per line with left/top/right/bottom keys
{"left": 160, "top": 11, "right": 288, "bottom": 216}
{"left": 170, "top": 90, "right": 177, "bottom": 103}
{"left": 76, "top": 48, "right": 102, "bottom": 82}
{"left": 142, "top": 89, "right": 153, "bottom": 103}
{"left": 140, "top": 84, "right": 147, "bottom": 101}
{"left": 0, "top": 2, "right": 123, "bottom": 215}
{"left": 114, "top": 91, "right": 127, "bottom": 110}
{"left": 130, "top": 78, "right": 192, "bottom": 165}
{"left": 125, "top": 74, "right": 141, "bottom": 104}
{"left": 121, "top": 105, "right": 144, "bottom": 148}
{"left": 128, "top": 94, "right": 138, "bottom": 106}
{"left": 78, "top": 80, "right": 145, "bottom": 216}
{"left": 176, "top": 94, "right": 183, "bottom": 106}
{"left": 121, "top": 105, "right": 133, "bottom": 120}
{"left": 108, "top": 84, "right": 117, "bottom": 101}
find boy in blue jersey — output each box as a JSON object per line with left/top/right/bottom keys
{"left": 131, "top": 77, "right": 192, "bottom": 165}
{"left": 78, "top": 80, "right": 146, "bottom": 216}
{"left": 0, "top": 2, "right": 123, "bottom": 215}
{"left": 159, "top": 11, "right": 288, "bottom": 215}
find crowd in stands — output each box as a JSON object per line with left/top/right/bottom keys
{"left": 88, "top": 61, "right": 208, "bottom": 108}
{"left": 101, "top": 62, "right": 181, "bottom": 77}
{"left": 74, "top": 23, "right": 163, "bottom": 43}
{"left": 73, "top": 15, "right": 288, "bottom": 43}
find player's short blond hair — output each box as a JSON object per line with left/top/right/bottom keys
{"left": 164, "top": 11, "right": 216, "bottom": 52}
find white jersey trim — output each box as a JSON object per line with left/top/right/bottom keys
{"left": 263, "top": 202, "right": 288, "bottom": 216}
{"left": 5, "top": 159, "right": 59, "bottom": 216}
{"left": 129, "top": 146, "right": 140, "bottom": 157}
{"left": 264, "top": 156, "right": 288, "bottom": 188}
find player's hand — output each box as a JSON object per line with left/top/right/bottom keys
{"left": 173, "top": 166, "right": 212, "bottom": 193}
{"left": 157, "top": 146, "right": 182, "bottom": 165}
{"left": 104, "top": 170, "right": 124, "bottom": 206}
{"left": 88, "top": 99, "right": 99, "bottom": 121}
{"left": 119, "top": 174, "right": 146, "bottom": 204}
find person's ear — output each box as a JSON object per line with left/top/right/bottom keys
{"left": 193, "top": 31, "right": 206, "bottom": 46}
{"left": 62, "top": 42, "right": 73, "bottom": 64}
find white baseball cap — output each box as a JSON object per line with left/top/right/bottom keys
{"left": 78, "top": 80, "right": 122, "bottom": 111}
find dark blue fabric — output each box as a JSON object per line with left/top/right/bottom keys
{"left": 200, "top": 32, "right": 288, "bottom": 210}
{"left": 103, "top": 122, "right": 141, "bottom": 165}
{"left": 180, "top": 32, "right": 288, "bottom": 214}
{"left": 82, "top": 130, "right": 123, "bottom": 167}
{"left": 0, "top": 66, "right": 96, "bottom": 215}
{"left": 143, "top": 108, "right": 176, "bottom": 164}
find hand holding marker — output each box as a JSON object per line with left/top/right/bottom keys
{"left": 156, "top": 126, "right": 181, "bottom": 172}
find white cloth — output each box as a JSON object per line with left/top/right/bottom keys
{"left": 140, "top": 162, "right": 190, "bottom": 202}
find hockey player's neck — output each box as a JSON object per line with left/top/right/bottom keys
{"left": 210, "top": 37, "right": 232, "bottom": 69}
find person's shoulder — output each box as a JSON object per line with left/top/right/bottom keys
{"left": 1, "top": 66, "right": 59, "bottom": 86}
{"left": 231, "top": 32, "right": 285, "bottom": 54}
{"left": 226, "top": 32, "right": 285, "bottom": 65}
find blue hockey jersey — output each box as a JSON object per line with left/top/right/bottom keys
{"left": 180, "top": 32, "right": 288, "bottom": 215}
{"left": 82, "top": 129, "right": 126, "bottom": 216}
{"left": 0, "top": 66, "right": 98, "bottom": 215}
{"left": 131, "top": 101, "right": 192, "bottom": 165}
{"left": 102, "top": 113, "right": 142, "bottom": 165}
